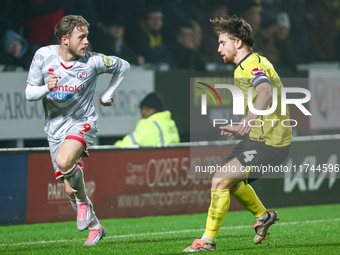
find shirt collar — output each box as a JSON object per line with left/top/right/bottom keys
{"left": 236, "top": 51, "right": 254, "bottom": 69}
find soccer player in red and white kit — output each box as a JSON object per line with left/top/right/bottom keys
{"left": 25, "top": 15, "right": 130, "bottom": 245}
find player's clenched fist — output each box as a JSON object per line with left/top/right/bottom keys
{"left": 100, "top": 98, "right": 114, "bottom": 107}
{"left": 47, "top": 74, "right": 61, "bottom": 91}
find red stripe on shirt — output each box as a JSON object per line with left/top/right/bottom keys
{"left": 60, "top": 62, "right": 73, "bottom": 69}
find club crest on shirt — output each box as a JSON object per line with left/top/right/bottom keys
{"left": 77, "top": 70, "right": 87, "bottom": 79}
{"left": 251, "top": 67, "right": 266, "bottom": 76}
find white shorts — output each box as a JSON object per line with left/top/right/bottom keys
{"left": 48, "top": 117, "right": 98, "bottom": 179}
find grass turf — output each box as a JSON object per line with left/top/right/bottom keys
{"left": 1, "top": 204, "right": 340, "bottom": 254}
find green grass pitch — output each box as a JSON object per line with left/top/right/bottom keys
{"left": 1, "top": 204, "right": 340, "bottom": 254}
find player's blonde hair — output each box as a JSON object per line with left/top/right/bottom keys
{"left": 54, "top": 15, "right": 89, "bottom": 40}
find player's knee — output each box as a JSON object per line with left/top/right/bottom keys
{"left": 212, "top": 177, "right": 234, "bottom": 190}
{"left": 229, "top": 182, "right": 241, "bottom": 193}
{"left": 55, "top": 153, "right": 72, "bottom": 173}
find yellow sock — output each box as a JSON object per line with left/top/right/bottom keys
{"left": 231, "top": 182, "right": 266, "bottom": 218}
{"left": 204, "top": 189, "right": 230, "bottom": 239}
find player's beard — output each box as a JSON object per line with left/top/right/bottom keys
{"left": 224, "top": 48, "right": 237, "bottom": 64}
{"left": 68, "top": 43, "right": 86, "bottom": 59}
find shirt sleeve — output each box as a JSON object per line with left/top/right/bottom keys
{"left": 244, "top": 64, "right": 271, "bottom": 88}
{"left": 26, "top": 48, "right": 44, "bottom": 86}
{"left": 92, "top": 53, "right": 130, "bottom": 103}
{"left": 93, "top": 53, "right": 123, "bottom": 75}
{"left": 25, "top": 83, "right": 50, "bottom": 101}
{"left": 26, "top": 48, "right": 49, "bottom": 101}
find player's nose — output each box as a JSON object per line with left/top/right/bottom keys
{"left": 84, "top": 37, "right": 89, "bottom": 45}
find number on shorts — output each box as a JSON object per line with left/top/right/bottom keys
{"left": 78, "top": 123, "right": 91, "bottom": 137}
{"left": 243, "top": 150, "right": 257, "bottom": 163}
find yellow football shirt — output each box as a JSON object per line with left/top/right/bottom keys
{"left": 234, "top": 52, "right": 292, "bottom": 147}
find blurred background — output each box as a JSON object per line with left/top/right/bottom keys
{"left": 1, "top": 0, "right": 340, "bottom": 148}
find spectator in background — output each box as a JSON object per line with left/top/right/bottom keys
{"left": 200, "top": 4, "right": 228, "bottom": 63}
{"left": 94, "top": 0, "right": 143, "bottom": 30}
{"left": 228, "top": 0, "right": 263, "bottom": 36}
{"left": 307, "top": 0, "right": 339, "bottom": 61}
{"left": 274, "top": 12, "right": 299, "bottom": 68}
{"left": 0, "top": 28, "right": 31, "bottom": 69}
{"left": 254, "top": 13, "right": 280, "bottom": 63}
{"left": 65, "top": 0, "right": 98, "bottom": 26}
{"left": 280, "top": 0, "right": 315, "bottom": 64}
{"left": 133, "top": 6, "right": 176, "bottom": 68}
{"left": 27, "top": 0, "right": 65, "bottom": 52}
{"left": 254, "top": 12, "right": 298, "bottom": 69}
{"left": 170, "top": 20, "right": 206, "bottom": 71}
{"left": 90, "top": 16, "right": 144, "bottom": 66}
{"left": 240, "top": 4, "right": 262, "bottom": 35}
{"left": 192, "top": 20, "right": 203, "bottom": 50}
{"left": 0, "top": 0, "right": 33, "bottom": 70}
{"left": 155, "top": 0, "right": 193, "bottom": 42}
{"left": 115, "top": 92, "right": 180, "bottom": 147}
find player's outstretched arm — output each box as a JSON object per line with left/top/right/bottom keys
{"left": 26, "top": 74, "right": 61, "bottom": 101}
{"left": 99, "top": 59, "right": 130, "bottom": 106}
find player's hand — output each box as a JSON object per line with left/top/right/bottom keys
{"left": 100, "top": 98, "right": 114, "bottom": 107}
{"left": 220, "top": 124, "right": 239, "bottom": 138}
{"left": 237, "top": 115, "right": 256, "bottom": 136}
{"left": 47, "top": 74, "right": 61, "bottom": 91}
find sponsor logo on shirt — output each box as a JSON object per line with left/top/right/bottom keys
{"left": 77, "top": 70, "right": 87, "bottom": 79}
{"left": 49, "top": 84, "right": 85, "bottom": 99}
{"left": 251, "top": 67, "right": 266, "bottom": 76}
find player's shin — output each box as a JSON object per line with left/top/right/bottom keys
{"left": 62, "top": 164, "right": 89, "bottom": 204}
{"left": 204, "top": 189, "right": 230, "bottom": 239}
{"left": 69, "top": 197, "right": 77, "bottom": 212}
{"left": 230, "top": 182, "right": 266, "bottom": 218}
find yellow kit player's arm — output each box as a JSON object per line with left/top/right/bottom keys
{"left": 220, "top": 81, "right": 272, "bottom": 137}
{"left": 238, "top": 82, "right": 272, "bottom": 135}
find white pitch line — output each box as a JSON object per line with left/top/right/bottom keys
{"left": 1, "top": 217, "right": 339, "bottom": 247}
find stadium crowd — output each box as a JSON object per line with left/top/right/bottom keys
{"left": 0, "top": 0, "right": 338, "bottom": 72}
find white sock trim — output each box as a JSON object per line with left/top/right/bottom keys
{"left": 256, "top": 211, "right": 268, "bottom": 224}
{"left": 62, "top": 164, "right": 78, "bottom": 176}
{"left": 201, "top": 235, "right": 216, "bottom": 244}
{"left": 89, "top": 216, "right": 101, "bottom": 230}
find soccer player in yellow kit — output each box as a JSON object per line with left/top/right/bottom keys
{"left": 183, "top": 16, "right": 292, "bottom": 252}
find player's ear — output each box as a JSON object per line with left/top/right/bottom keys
{"left": 235, "top": 38, "right": 243, "bottom": 49}
{"left": 61, "top": 35, "right": 69, "bottom": 46}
